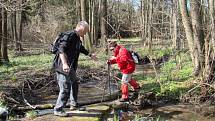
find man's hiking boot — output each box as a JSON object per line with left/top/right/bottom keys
{"left": 54, "top": 110, "right": 68, "bottom": 117}
{"left": 70, "top": 106, "right": 78, "bottom": 111}
{"left": 70, "top": 104, "right": 79, "bottom": 111}
{"left": 119, "top": 98, "right": 129, "bottom": 102}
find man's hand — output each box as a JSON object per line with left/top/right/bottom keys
{"left": 62, "top": 63, "right": 70, "bottom": 73}
{"left": 59, "top": 53, "right": 70, "bottom": 73}
{"left": 90, "top": 53, "right": 98, "bottom": 61}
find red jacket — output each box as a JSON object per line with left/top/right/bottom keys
{"left": 109, "top": 45, "right": 135, "bottom": 74}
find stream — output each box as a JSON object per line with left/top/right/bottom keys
{"left": 10, "top": 64, "right": 215, "bottom": 121}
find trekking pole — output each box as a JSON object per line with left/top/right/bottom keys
{"left": 108, "top": 63, "right": 111, "bottom": 98}
{"left": 101, "top": 63, "right": 111, "bottom": 102}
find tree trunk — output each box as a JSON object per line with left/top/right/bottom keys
{"left": 0, "top": 7, "right": 2, "bottom": 64}
{"left": 144, "top": 0, "right": 148, "bottom": 45}
{"left": 209, "top": 0, "right": 215, "bottom": 51}
{"left": 172, "top": 0, "right": 179, "bottom": 49}
{"left": 90, "top": 0, "right": 95, "bottom": 44}
{"left": 18, "top": 0, "right": 26, "bottom": 50}
{"left": 147, "top": 0, "right": 153, "bottom": 50}
{"left": 190, "top": 0, "right": 204, "bottom": 76}
{"left": 12, "top": 11, "right": 21, "bottom": 51}
{"left": 80, "top": 0, "right": 92, "bottom": 51}
{"left": 75, "top": 0, "right": 81, "bottom": 22}
{"left": 204, "top": 0, "right": 215, "bottom": 81}
{"left": 100, "top": 0, "right": 107, "bottom": 48}
{"left": 140, "top": 0, "right": 145, "bottom": 42}
{"left": 2, "top": 6, "right": 8, "bottom": 62}
{"left": 95, "top": 0, "right": 100, "bottom": 45}
{"left": 179, "top": 0, "right": 195, "bottom": 68}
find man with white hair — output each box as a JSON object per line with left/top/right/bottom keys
{"left": 53, "top": 21, "right": 97, "bottom": 117}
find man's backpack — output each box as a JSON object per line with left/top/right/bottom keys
{"left": 129, "top": 51, "right": 141, "bottom": 64}
{"left": 50, "top": 32, "right": 72, "bottom": 54}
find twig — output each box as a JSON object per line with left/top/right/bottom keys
{"left": 92, "top": 75, "right": 102, "bottom": 80}
{"left": 33, "top": 80, "right": 54, "bottom": 92}
{"left": 21, "top": 81, "right": 36, "bottom": 109}
{"left": 147, "top": 56, "right": 162, "bottom": 86}
{"left": 186, "top": 83, "right": 201, "bottom": 94}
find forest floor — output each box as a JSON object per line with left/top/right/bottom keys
{"left": 1, "top": 44, "right": 215, "bottom": 120}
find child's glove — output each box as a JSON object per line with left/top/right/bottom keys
{"left": 106, "top": 60, "right": 111, "bottom": 65}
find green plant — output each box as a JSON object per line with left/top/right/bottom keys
{"left": 134, "top": 49, "right": 193, "bottom": 100}
{"left": 11, "top": 75, "right": 17, "bottom": 82}
{"left": 113, "top": 110, "right": 119, "bottom": 121}
{"left": 0, "top": 100, "right": 6, "bottom": 107}
{"left": 156, "top": 116, "right": 160, "bottom": 121}
{"left": 25, "top": 110, "right": 38, "bottom": 119}
{"left": 134, "top": 114, "right": 141, "bottom": 121}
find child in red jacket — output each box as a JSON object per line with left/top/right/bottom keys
{"left": 107, "top": 41, "right": 140, "bottom": 102}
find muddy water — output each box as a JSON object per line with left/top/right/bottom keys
{"left": 34, "top": 104, "right": 215, "bottom": 121}
{"left": 39, "top": 80, "right": 120, "bottom": 105}
{"left": 114, "top": 104, "right": 215, "bottom": 121}
{"left": 137, "top": 104, "right": 215, "bottom": 121}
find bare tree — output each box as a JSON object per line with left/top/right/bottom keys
{"left": 140, "top": 0, "right": 144, "bottom": 40}
{"left": 171, "top": 0, "right": 180, "bottom": 49}
{"left": 179, "top": 0, "right": 195, "bottom": 68}
{"left": 147, "top": 0, "right": 153, "bottom": 49}
{"left": 12, "top": 10, "right": 22, "bottom": 51}
{"left": 209, "top": 0, "right": 215, "bottom": 50}
{"left": 204, "top": 0, "right": 215, "bottom": 81}
{"left": 190, "top": 0, "right": 204, "bottom": 76}
{"left": 2, "top": 3, "right": 8, "bottom": 62}
{"left": 76, "top": 0, "right": 81, "bottom": 22}
{"left": 0, "top": 7, "right": 2, "bottom": 64}
{"left": 100, "top": 0, "right": 107, "bottom": 47}
{"left": 18, "top": 0, "right": 27, "bottom": 49}
{"left": 93, "top": 0, "right": 100, "bottom": 45}
{"left": 80, "top": 0, "right": 92, "bottom": 51}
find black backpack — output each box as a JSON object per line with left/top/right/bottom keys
{"left": 129, "top": 51, "right": 141, "bottom": 64}
{"left": 50, "top": 32, "right": 72, "bottom": 54}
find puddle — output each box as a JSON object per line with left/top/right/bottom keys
{"left": 111, "top": 104, "right": 215, "bottom": 121}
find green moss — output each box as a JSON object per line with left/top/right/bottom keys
{"left": 58, "top": 117, "right": 100, "bottom": 121}
{"left": 87, "top": 104, "right": 110, "bottom": 112}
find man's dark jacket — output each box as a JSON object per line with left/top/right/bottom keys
{"left": 52, "top": 31, "right": 89, "bottom": 75}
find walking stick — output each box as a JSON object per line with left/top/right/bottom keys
{"left": 108, "top": 63, "right": 111, "bottom": 98}
{"left": 101, "top": 63, "right": 111, "bottom": 102}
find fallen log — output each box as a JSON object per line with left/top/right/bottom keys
{"left": 14, "top": 91, "right": 120, "bottom": 112}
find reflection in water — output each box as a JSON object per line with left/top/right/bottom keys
{"left": 115, "top": 104, "right": 215, "bottom": 121}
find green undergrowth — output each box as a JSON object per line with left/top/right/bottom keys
{"left": 134, "top": 51, "right": 194, "bottom": 100}
{"left": 135, "top": 48, "right": 173, "bottom": 59}
{"left": 0, "top": 54, "right": 53, "bottom": 81}
{"left": 0, "top": 50, "right": 109, "bottom": 81}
